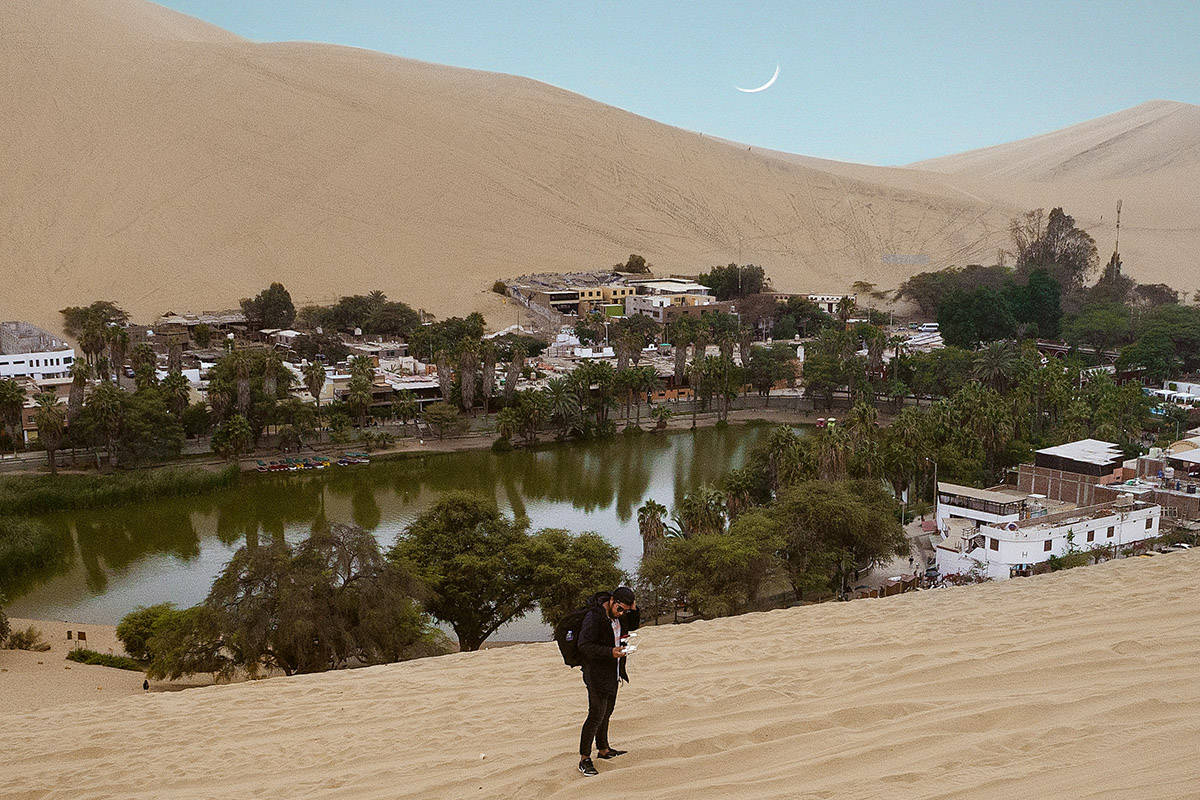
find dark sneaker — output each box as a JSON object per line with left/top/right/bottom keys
{"left": 578, "top": 758, "right": 599, "bottom": 776}
{"left": 597, "top": 748, "right": 627, "bottom": 759}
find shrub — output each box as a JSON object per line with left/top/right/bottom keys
{"left": 0, "top": 598, "right": 8, "bottom": 645}
{"left": 66, "top": 649, "right": 145, "bottom": 671}
{"left": 491, "top": 280, "right": 507, "bottom": 295}
{"left": 5, "top": 625, "right": 50, "bottom": 651}
{"left": 117, "top": 603, "right": 175, "bottom": 662}
{"left": 0, "top": 466, "right": 240, "bottom": 516}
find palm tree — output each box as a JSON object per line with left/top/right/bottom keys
{"left": 86, "top": 380, "right": 124, "bottom": 468}
{"left": 107, "top": 325, "right": 129, "bottom": 381}
{"left": 162, "top": 370, "right": 191, "bottom": 417}
{"left": 480, "top": 341, "right": 497, "bottom": 415}
{"left": 973, "top": 341, "right": 1019, "bottom": 392}
{"left": 504, "top": 346, "right": 526, "bottom": 404}
{"left": 672, "top": 487, "right": 726, "bottom": 538}
{"left": 544, "top": 377, "right": 579, "bottom": 438}
{"left": 79, "top": 322, "right": 105, "bottom": 368}
{"left": 0, "top": 378, "right": 26, "bottom": 454}
{"left": 302, "top": 360, "right": 326, "bottom": 410}
{"left": 632, "top": 365, "right": 658, "bottom": 427}
{"left": 262, "top": 351, "right": 285, "bottom": 399}
{"left": 666, "top": 316, "right": 696, "bottom": 386}
{"left": 393, "top": 390, "right": 418, "bottom": 432}
{"left": 637, "top": 499, "right": 669, "bottom": 557}
{"left": 458, "top": 344, "right": 478, "bottom": 415}
{"left": 33, "top": 393, "right": 65, "bottom": 475}
{"left": 347, "top": 374, "right": 373, "bottom": 428}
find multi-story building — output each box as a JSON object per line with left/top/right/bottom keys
{"left": 936, "top": 496, "right": 1161, "bottom": 580}
{"left": 0, "top": 322, "right": 75, "bottom": 381}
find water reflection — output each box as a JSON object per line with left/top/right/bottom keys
{"left": 5, "top": 425, "right": 773, "bottom": 630}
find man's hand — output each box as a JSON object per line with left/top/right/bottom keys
{"left": 611, "top": 647, "right": 626, "bottom": 658}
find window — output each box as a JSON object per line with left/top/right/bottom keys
{"left": 990, "top": 538, "right": 999, "bottom": 551}
{"left": 1107, "top": 526, "right": 1114, "bottom": 538}
{"left": 1044, "top": 539, "right": 1053, "bottom": 552}
{"left": 1146, "top": 518, "right": 1153, "bottom": 530}
{"left": 1087, "top": 530, "right": 1095, "bottom": 542}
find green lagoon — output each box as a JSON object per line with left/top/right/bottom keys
{"left": 5, "top": 425, "right": 771, "bottom": 640}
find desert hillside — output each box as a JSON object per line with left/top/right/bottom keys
{"left": 3, "top": 551, "right": 1199, "bottom": 799}
{"left": 2, "top": 0, "right": 1012, "bottom": 332}
{"left": 908, "top": 100, "right": 1200, "bottom": 289}
{"left": 2, "top": 2, "right": 1197, "bottom": 334}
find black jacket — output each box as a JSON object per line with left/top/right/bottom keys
{"left": 577, "top": 592, "right": 640, "bottom": 694}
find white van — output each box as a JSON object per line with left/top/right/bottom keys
{"left": 918, "top": 322, "right": 939, "bottom": 333}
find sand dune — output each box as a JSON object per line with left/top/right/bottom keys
{"left": 3, "top": 551, "right": 1199, "bottom": 798}
{"left": 2, "top": 0, "right": 1009, "bottom": 332}
{"left": 2, "top": 1, "right": 1197, "bottom": 334}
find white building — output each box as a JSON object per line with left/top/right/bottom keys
{"left": 0, "top": 322, "right": 76, "bottom": 381}
{"left": 936, "top": 496, "right": 1161, "bottom": 580}
{"left": 626, "top": 278, "right": 711, "bottom": 296}
{"left": 807, "top": 294, "right": 848, "bottom": 315}
{"left": 935, "top": 482, "right": 1029, "bottom": 532}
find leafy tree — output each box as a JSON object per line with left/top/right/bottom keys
{"left": 697, "top": 263, "right": 768, "bottom": 300}
{"left": 640, "top": 509, "right": 781, "bottom": 618}
{"left": 527, "top": 529, "right": 624, "bottom": 626}
{"left": 423, "top": 401, "right": 465, "bottom": 439}
{"left": 292, "top": 333, "right": 350, "bottom": 364}
{"left": 191, "top": 323, "right": 213, "bottom": 349}
{"left": 388, "top": 492, "right": 542, "bottom": 651}
{"left": 212, "top": 414, "right": 253, "bottom": 461}
{"left": 1010, "top": 207, "right": 1099, "bottom": 291}
{"left": 770, "top": 480, "right": 908, "bottom": 598}
{"left": 614, "top": 253, "right": 651, "bottom": 273}
{"left": 746, "top": 344, "right": 796, "bottom": 405}
{"left": 116, "top": 603, "right": 175, "bottom": 662}
{"left": 198, "top": 525, "right": 436, "bottom": 676}
{"left": 1136, "top": 304, "right": 1200, "bottom": 373}
{"left": 144, "top": 605, "right": 232, "bottom": 681}
{"left": 59, "top": 301, "right": 128, "bottom": 338}
{"left": 1118, "top": 331, "right": 1179, "bottom": 384}
{"left": 937, "top": 287, "right": 1016, "bottom": 348}
{"left": 181, "top": 402, "right": 212, "bottom": 437}
{"left": 117, "top": 388, "right": 184, "bottom": 465}
{"left": 240, "top": 282, "right": 296, "bottom": 330}
{"left": 1062, "top": 302, "right": 1131, "bottom": 354}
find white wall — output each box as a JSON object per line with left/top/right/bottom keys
{"left": 0, "top": 347, "right": 76, "bottom": 381}
{"left": 971, "top": 505, "right": 1161, "bottom": 578}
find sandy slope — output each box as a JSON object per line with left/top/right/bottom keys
{"left": 1, "top": 0, "right": 1013, "bottom": 333}
{"left": 908, "top": 100, "right": 1200, "bottom": 291}
{"left": 2, "top": 2, "right": 1197, "bottom": 334}
{"left": 3, "top": 551, "right": 1199, "bottom": 799}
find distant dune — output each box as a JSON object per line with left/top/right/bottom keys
{"left": 1, "top": 1, "right": 1197, "bottom": 334}
{"left": 4, "top": 551, "right": 1199, "bottom": 798}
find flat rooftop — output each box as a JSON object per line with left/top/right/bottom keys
{"left": 1035, "top": 439, "right": 1123, "bottom": 466}
{"left": 1011, "top": 499, "right": 1156, "bottom": 531}
{"left": 0, "top": 321, "right": 68, "bottom": 354}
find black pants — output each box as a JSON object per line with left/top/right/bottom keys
{"left": 579, "top": 682, "right": 618, "bottom": 757}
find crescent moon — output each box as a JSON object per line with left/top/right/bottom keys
{"left": 736, "top": 64, "right": 780, "bottom": 93}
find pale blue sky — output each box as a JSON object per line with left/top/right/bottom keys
{"left": 157, "top": 0, "right": 1200, "bottom": 165}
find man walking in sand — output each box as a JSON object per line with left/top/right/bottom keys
{"left": 576, "top": 586, "right": 639, "bottom": 777}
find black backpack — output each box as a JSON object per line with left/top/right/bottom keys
{"left": 554, "top": 606, "right": 591, "bottom": 667}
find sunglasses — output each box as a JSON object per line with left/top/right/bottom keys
{"left": 613, "top": 603, "right": 630, "bottom": 615}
